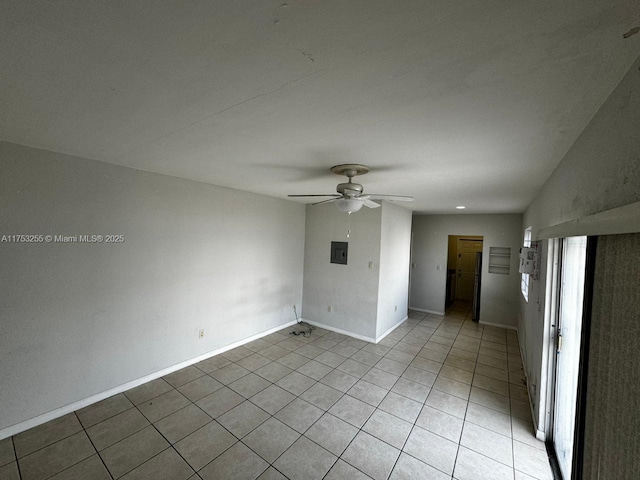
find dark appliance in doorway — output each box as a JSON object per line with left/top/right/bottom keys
{"left": 472, "top": 252, "right": 482, "bottom": 321}
{"left": 445, "top": 269, "right": 456, "bottom": 307}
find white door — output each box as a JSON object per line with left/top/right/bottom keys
{"left": 553, "top": 236, "right": 587, "bottom": 479}
{"left": 456, "top": 239, "right": 483, "bottom": 301}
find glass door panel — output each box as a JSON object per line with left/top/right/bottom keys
{"left": 553, "top": 236, "right": 587, "bottom": 479}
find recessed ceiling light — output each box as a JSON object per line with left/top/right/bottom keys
{"left": 456, "top": 205, "right": 466, "bottom": 209}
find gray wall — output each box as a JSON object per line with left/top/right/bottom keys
{"left": 524, "top": 55, "right": 640, "bottom": 239}
{"left": 302, "top": 203, "right": 382, "bottom": 338}
{"left": 410, "top": 214, "right": 523, "bottom": 328}
{"left": 377, "top": 203, "right": 412, "bottom": 337}
{"left": 583, "top": 233, "right": 640, "bottom": 480}
{"left": 0, "top": 142, "right": 306, "bottom": 432}
{"left": 517, "top": 238, "right": 548, "bottom": 428}
{"left": 520, "top": 55, "right": 640, "bottom": 428}
{"left": 301, "top": 201, "right": 412, "bottom": 340}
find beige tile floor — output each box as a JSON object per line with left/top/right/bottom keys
{"left": 0, "top": 302, "right": 554, "bottom": 480}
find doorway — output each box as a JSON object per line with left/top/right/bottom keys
{"left": 456, "top": 238, "right": 484, "bottom": 301}
{"left": 446, "top": 235, "right": 483, "bottom": 315}
{"left": 549, "top": 236, "right": 588, "bottom": 479}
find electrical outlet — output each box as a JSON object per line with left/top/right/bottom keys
{"left": 198, "top": 329, "right": 205, "bottom": 339}
{"left": 327, "top": 305, "right": 332, "bottom": 313}
{"left": 394, "top": 305, "right": 397, "bottom": 312}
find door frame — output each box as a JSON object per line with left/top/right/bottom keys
{"left": 455, "top": 237, "right": 483, "bottom": 301}
{"left": 570, "top": 236, "right": 597, "bottom": 479}
{"left": 541, "top": 238, "right": 561, "bottom": 438}
{"left": 544, "top": 236, "right": 597, "bottom": 479}
{"left": 544, "top": 237, "right": 563, "bottom": 478}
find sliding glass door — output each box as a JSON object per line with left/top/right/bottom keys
{"left": 552, "top": 236, "right": 587, "bottom": 478}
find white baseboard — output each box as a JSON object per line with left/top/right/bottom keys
{"left": 530, "top": 386, "right": 546, "bottom": 441}
{"left": 375, "top": 316, "right": 408, "bottom": 343}
{"left": 479, "top": 320, "right": 518, "bottom": 331}
{"left": 409, "top": 307, "right": 445, "bottom": 316}
{"left": 0, "top": 320, "right": 297, "bottom": 441}
{"left": 302, "top": 318, "right": 376, "bottom": 343}
{"left": 302, "top": 316, "right": 408, "bottom": 345}
{"left": 516, "top": 328, "right": 547, "bottom": 442}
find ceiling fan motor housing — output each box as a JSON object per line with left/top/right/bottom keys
{"left": 331, "top": 164, "right": 369, "bottom": 197}
{"left": 337, "top": 182, "right": 363, "bottom": 196}
{"left": 287, "top": 163, "right": 413, "bottom": 207}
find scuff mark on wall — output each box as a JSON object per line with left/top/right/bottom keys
{"left": 622, "top": 26, "right": 640, "bottom": 38}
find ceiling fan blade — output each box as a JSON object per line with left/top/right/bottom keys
{"left": 312, "top": 198, "right": 340, "bottom": 206}
{"left": 367, "top": 194, "right": 415, "bottom": 202}
{"left": 362, "top": 198, "right": 381, "bottom": 209}
{"left": 288, "top": 194, "right": 341, "bottom": 198}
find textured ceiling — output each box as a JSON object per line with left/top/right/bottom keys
{"left": 1, "top": 1, "right": 639, "bottom": 213}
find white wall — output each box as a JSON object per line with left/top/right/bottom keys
{"left": 301, "top": 203, "right": 382, "bottom": 339}
{"left": 376, "top": 203, "right": 412, "bottom": 337}
{"left": 301, "top": 201, "right": 412, "bottom": 341}
{"left": 517, "top": 238, "right": 548, "bottom": 430}
{"left": 0, "top": 142, "right": 305, "bottom": 432}
{"left": 524, "top": 55, "right": 640, "bottom": 239}
{"left": 410, "top": 214, "right": 523, "bottom": 328}
{"left": 520, "top": 55, "right": 640, "bottom": 431}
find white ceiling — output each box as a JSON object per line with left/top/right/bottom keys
{"left": 1, "top": 1, "right": 639, "bottom": 213}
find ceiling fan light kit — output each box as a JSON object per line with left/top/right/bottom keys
{"left": 335, "top": 197, "right": 364, "bottom": 214}
{"left": 288, "top": 164, "right": 414, "bottom": 214}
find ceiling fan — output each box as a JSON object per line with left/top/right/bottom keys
{"left": 288, "top": 164, "right": 414, "bottom": 214}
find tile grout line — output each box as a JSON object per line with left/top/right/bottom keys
{"left": 214, "top": 333, "right": 350, "bottom": 474}
{"left": 145, "top": 421, "right": 198, "bottom": 479}
{"left": 279, "top": 310, "right": 474, "bottom": 478}
{"left": 75, "top": 410, "right": 116, "bottom": 480}
{"left": 12, "top": 413, "right": 98, "bottom": 480}
{"left": 19, "top": 307, "right": 535, "bottom": 480}
{"left": 453, "top": 312, "right": 487, "bottom": 479}
{"left": 17, "top": 329, "right": 316, "bottom": 479}
{"left": 384, "top": 309, "right": 467, "bottom": 478}
{"left": 451, "top": 356, "right": 474, "bottom": 480}
{"left": 191, "top": 418, "right": 248, "bottom": 477}
{"left": 414, "top": 309, "right": 521, "bottom": 477}
{"left": 87, "top": 385, "right": 205, "bottom": 478}
{"left": 137, "top": 378, "right": 226, "bottom": 477}
{"left": 11, "top": 436, "right": 23, "bottom": 480}
{"left": 246, "top": 336, "right": 376, "bottom": 478}
{"left": 27, "top": 411, "right": 114, "bottom": 480}
{"left": 223, "top": 322, "right": 414, "bottom": 479}
{"left": 424, "top": 313, "right": 466, "bottom": 478}
{"left": 313, "top": 312, "right": 446, "bottom": 478}
{"left": 186, "top": 331, "right": 370, "bottom": 477}
{"left": 176, "top": 366, "right": 285, "bottom": 476}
